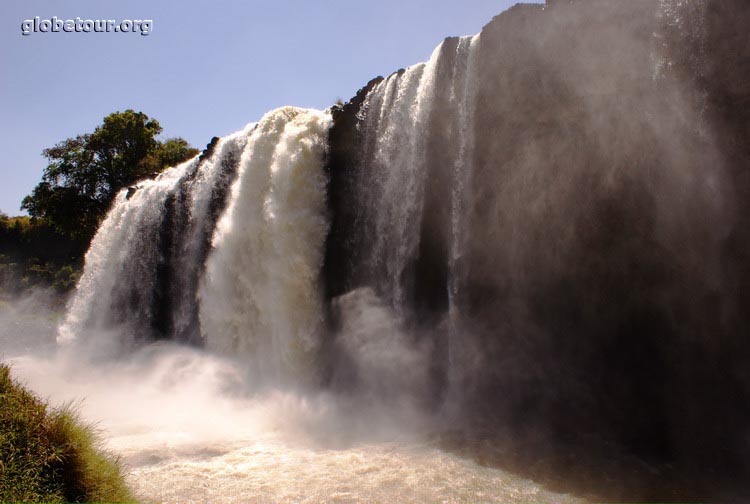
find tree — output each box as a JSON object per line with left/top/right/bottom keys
{"left": 147, "top": 138, "right": 200, "bottom": 171}
{"left": 21, "top": 110, "right": 199, "bottom": 241}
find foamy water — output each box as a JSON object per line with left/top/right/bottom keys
{"left": 129, "top": 440, "right": 584, "bottom": 504}
{"left": 7, "top": 344, "right": 586, "bottom": 504}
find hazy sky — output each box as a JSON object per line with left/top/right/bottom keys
{"left": 0, "top": 0, "right": 532, "bottom": 215}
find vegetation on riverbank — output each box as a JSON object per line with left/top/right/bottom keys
{"left": 0, "top": 363, "right": 135, "bottom": 503}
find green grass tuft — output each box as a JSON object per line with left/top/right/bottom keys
{"left": 0, "top": 363, "right": 136, "bottom": 503}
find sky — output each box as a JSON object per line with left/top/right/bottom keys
{"left": 0, "top": 0, "right": 532, "bottom": 215}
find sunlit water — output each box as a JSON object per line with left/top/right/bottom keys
{"left": 6, "top": 343, "right": 587, "bottom": 504}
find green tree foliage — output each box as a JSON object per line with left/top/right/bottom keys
{"left": 0, "top": 214, "right": 85, "bottom": 295}
{"left": 147, "top": 137, "right": 200, "bottom": 171}
{"left": 4, "top": 110, "right": 199, "bottom": 296}
{"left": 21, "top": 110, "right": 199, "bottom": 241}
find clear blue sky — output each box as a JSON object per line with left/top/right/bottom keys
{"left": 0, "top": 0, "right": 534, "bottom": 215}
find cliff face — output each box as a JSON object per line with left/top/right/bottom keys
{"left": 325, "top": 0, "right": 750, "bottom": 497}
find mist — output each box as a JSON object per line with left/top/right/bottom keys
{"left": 4, "top": 292, "right": 588, "bottom": 503}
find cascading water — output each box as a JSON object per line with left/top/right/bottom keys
{"left": 163, "top": 129, "right": 248, "bottom": 345}
{"left": 355, "top": 54, "right": 437, "bottom": 310}
{"left": 446, "top": 35, "right": 481, "bottom": 396}
{"left": 199, "top": 107, "right": 332, "bottom": 386}
{"left": 58, "top": 125, "right": 252, "bottom": 351}
{"left": 345, "top": 34, "right": 483, "bottom": 399}
{"left": 59, "top": 107, "right": 332, "bottom": 387}
{"left": 57, "top": 157, "right": 199, "bottom": 349}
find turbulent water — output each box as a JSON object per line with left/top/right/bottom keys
{"left": 4, "top": 0, "right": 750, "bottom": 501}
{"left": 8, "top": 348, "right": 585, "bottom": 504}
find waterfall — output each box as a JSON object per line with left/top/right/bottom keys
{"left": 445, "top": 34, "right": 482, "bottom": 398}
{"left": 45, "top": 1, "right": 750, "bottom": 497}
{"left": 157, "top": 128, "right": 248, "bottom": 345}
{"left": 59, "top": 127, "right": 251, "bottom": 351}
{"left": 60, "top": 0, "right": 726, "bottom": 415}
{"left": 199, "top": 107, "right": 332, "bottom": 386}
{"left": 59, "top": 108, "right": 331, "bottom": 387}
{"left": 353, "top": 38, "right": 472, "bottom": 302}
{"left": 344, "top": 35, "right": 482, "bottom": 395}
{"left": 354, "top": 51, "right": 438, "bottom": 310}
{"left": 58, "top": 158, "right": 198, "bottom": 349}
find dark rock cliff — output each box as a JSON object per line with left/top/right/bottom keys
{"left": 324, "top": 0, "right": 750, "bottom": 499}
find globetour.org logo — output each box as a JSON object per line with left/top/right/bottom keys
{"left": 21, "top": 17, "right": 153, "bottom": 36}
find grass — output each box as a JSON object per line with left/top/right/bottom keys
{"left": 0, "top": 363, "right": 136, "bottom": 503}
